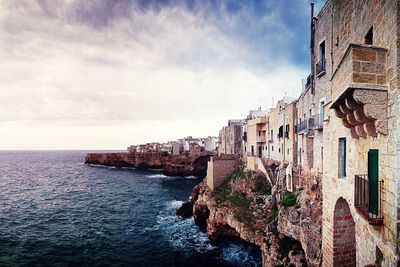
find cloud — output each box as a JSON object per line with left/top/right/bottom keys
{"left": 0, "top": 0, "right": 321, "bottom": 149}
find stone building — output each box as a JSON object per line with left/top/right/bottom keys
{"left": 266, "top": 107, "right": 279, "bottom": 160}
{"left": 311, "top": 0, "right": 399, "bottom": 265}
{"left": 207, "top": 1, "right": 400, "bottom": 264}
{"left": 244, "top": 116, "right": 267, "bottom": 157}
{"left": 296, "top": 75, "right": 327, "bottom": 174}
{"left": 276, "top": 97, "right": 297, "bottom": 164}
{"left": 218, "top": 120, "right": 243, "bottom": 155}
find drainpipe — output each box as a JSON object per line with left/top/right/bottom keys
{"left": 267, "top": 118, "right": 270, "bottom": 159}
{"left": 310, "top": 3, "right": 315, "bottom": 94}
{"left": 283, "top": 108, "right": 286, "bottom": 162}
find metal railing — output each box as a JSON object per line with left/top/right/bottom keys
{"left": 284, "top": 131, "right": 289, "bottom": 138}
{"left": 354, "top": 174, "right": 383, "bottom": 225}
{"left": 296, "top": 120, "right": 308, "bottom": 133}
{"left": 316, "top": 59, "right": 326, "bottom": 76}
{"left": 256, "top": 136, "right": 266, "bottom": 142}
{"left": 305, "top": 74, "right": 312, "bottom": 89}
{"left": 310, "top": 114, "right": 324, "bottom": 129}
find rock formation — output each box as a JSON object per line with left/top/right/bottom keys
{"left": 84, "top": 151, "right": 214, "bottom": 177}
{"left": 178, "top": 163, "right": 323, "bottom": 266}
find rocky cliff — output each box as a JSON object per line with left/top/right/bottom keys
{"left": 84, "top": 151, "right": 213, "bottom": 177}
{"left": 177, "top": 164, "right": 322, "bottom": 266}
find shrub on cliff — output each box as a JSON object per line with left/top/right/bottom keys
{"left": 229, "top": 170, "right": 244, "bottom": 181}
{"left": 279, "top": 191, "right": 297, "bottom": 207}
{"left": 228, "top": 194, "right": 251, "bottom": 209}
{"left": 267, "top": 206, "right": 278, "bottom": 223}
{"left": 252, "top": 183, "right": 271, "bottom": 195}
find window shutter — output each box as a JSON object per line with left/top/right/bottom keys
{"left": 368, "top": 149, "right": 379, "bottom": 215}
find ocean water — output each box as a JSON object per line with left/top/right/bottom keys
{"left": 0, "top": 151, "right": 261, "bottom": 267}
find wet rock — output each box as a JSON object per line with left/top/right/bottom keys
{"left": 176, "top": 201, "right": 193, "bottom": 218}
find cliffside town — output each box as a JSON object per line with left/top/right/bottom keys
{"left": 86, "top": 0, "right": 400, "bottom": 265}
{"left": 85, "top": 136, "right": 217, "bottom": 177}
{"left": 178, "top": 1, "right": 400, "bottom": 266}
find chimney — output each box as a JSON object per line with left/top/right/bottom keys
{"left": 311, "top": 3, "right": 314, "bottom": 19}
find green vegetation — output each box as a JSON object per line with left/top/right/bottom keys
{"left": 279, "top": 191, "right": 297, "bottom": 207}
{"left": 234, "top": 210, "right": 252, "bottom": 223}
{"left": 228, "top": 194, "right": 251, "bottom": 209}
{"left": 252, "top": 183, "right": 271, "bottom": 195}
{"left": 229, "top": 170, "right": 244, "bottom": 181}
{"left": 267, "top": 206, "right": 278, "bottom": 223}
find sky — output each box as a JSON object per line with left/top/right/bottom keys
{"left": 0, "top": 0, "right": 325, "bottom": 150}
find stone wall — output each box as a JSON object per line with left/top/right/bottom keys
{"left": 206, "top": 155, "right": 239, "bottom": 191}
{"left": 316, "top": 0, "right": 399, "bottom": 265}
{"left": 218, "top": 122, "right": 243, "bottom": 155}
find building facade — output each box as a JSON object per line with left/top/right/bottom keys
{"left": 218, "top": 120, "right": 244, "bottom": 155}
{"left": 313, "top": 0, "right": 399, "bottom": 265}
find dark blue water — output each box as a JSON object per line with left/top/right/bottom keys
{"left": 0, "top": 151, "right": 261, "bottom": 267}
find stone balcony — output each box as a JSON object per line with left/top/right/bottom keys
{"left": 330, "top": 44, "right": 388, "bottom": 138}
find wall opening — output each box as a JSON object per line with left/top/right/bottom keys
{"left": 332, "top": 198, "right": 356, "bottom": 266}
{"left": 364, "top": 26, "right": 373, "bottom": 45}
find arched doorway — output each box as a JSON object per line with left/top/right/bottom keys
{"left": 332, "top": 198, "right": 356, "bottom": 266}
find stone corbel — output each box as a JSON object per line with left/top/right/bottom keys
{"left": 331, "top": 88, "right": 388, "bottom": 138}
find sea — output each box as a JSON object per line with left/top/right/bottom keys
{"left": 0, "top": 151, "right": 261, "bottom": 267}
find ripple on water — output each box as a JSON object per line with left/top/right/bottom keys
{"left": 0, "top": 151, "right": 262, "bottom": 267}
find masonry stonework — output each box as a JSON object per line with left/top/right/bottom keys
{"left": 206, "top": 155, "right": 239, "bottom": 191}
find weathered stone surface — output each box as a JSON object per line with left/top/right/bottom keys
{"left": 179, "top": 165, "right": 322, "bottom": 266}
{"left": 85, "top": 151, "right": 214, "bottom": 177}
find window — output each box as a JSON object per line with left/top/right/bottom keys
{"left": 270, "top": 130, "right": 273, "bottom": 140}
{"left": 287, "top": 148, "right": 289, "bottom": 155}
{"left": 365, "top": 26, "right": 373, "bottom": 45}
{"left": 319, "top": 41, "right": 325, "bottom": 61}
{"left": 285, "top": 125, "right": 290, "bottom": 138}
{"left": 272, "top": 146, "right": 274, "bottom": 152}
{"left": 338, "top": 138, "right": 346, "bottom": 178}
{"left": 278, "top": 126, "right": 284, "bottom": 138}
{"left": 278, "top": 148, "right": 281, "bottom": 153}
{"left": 317, "top": 41, "right": 326, "bottom": 75}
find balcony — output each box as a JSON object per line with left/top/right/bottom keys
{"left": 330, "top": 44, "right": 388, "bottom": 139}
{"left": 354, "top": 174, "right": 383, "bottom": 225}
{"left": 256, "top": 135, "right": 266, "bottom": 142}
{"left": 284, "top": 131, "right": 289, "bottom": 138}
{"left": 305, "top": 74, "right": 312, "bottom": 89}
{"left": 316, "top": 59, "right": 326, "bottom": 77}
{"left": 296, "top": 120, "right": 308, "bottom": 134}
{"left": 309, "top": 114, "right": 323, "bottom": 130}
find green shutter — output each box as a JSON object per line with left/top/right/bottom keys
{"left": 368, "top": 149, "right": 379, "bottom": 215}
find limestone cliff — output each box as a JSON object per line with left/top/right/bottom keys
{"left": 178, "top": 164, "right": 322, "bottom": 266}
{"left": 84, "top": 151, "right": 213, "bottom": 177}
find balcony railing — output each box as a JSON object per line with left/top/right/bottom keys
{"left": 305, "top": 74, "right": 312, "bottom": 89}
{"left": 284, "top": 131, "right": 289, "bottom": 138}
{"left": 354, "top": 174, "right": 383, "bottom": 225}
{"left": 296, "top": 120, "right": 308, "bottom": 133}
{"left": 309, "top": 114, "right": 324, "bottom": 130}
{"left": 316, "top": 59, "right": 326, "bottom": 76}
{"left": 256, "top": 136, "right": 266, "bottom": 142}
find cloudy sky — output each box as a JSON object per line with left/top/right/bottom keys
{"left": 0, "top": 0, "right": 325, "bottom": 150}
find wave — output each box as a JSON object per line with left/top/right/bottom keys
{"left": 184, "top": 176, "right": 200, "bottom": 180}
{"left": 146, "top": 173, "right": 169, "bottom": 179}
